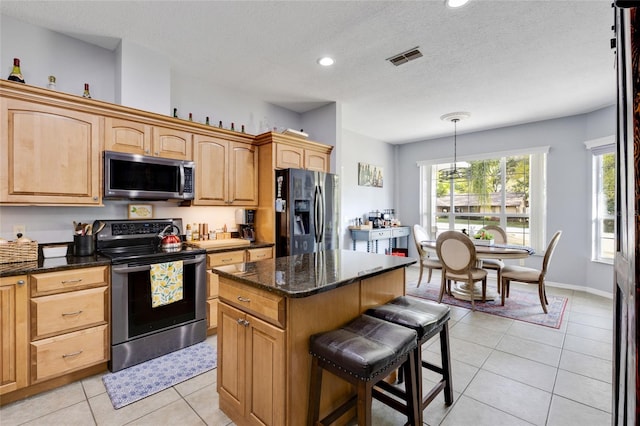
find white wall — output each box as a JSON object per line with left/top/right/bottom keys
{"left": 116, "top": 40, "right": 171, "bottom": 115}
{"left": 396, "top": 107, "right": 616, "bottom": 294}
{"left": 1, "top": 15, "right": 116, "bottom": 101}
{"left": 340, "top": 129, "right": 397, "bottom": 254}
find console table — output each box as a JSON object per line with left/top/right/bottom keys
{"left": 350, "top": 226, "right": 410, "bottom": 253}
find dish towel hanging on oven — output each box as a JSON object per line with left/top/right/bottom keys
{"left": 150, "top": 260, "right": 184, "bottom": 308}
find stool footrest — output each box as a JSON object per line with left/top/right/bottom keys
{"left": 422, "top": 380, "right": 447, "bottom": 409}
{"left": 372, "top": 386, "right": 408, "bottom": 415}
{"left": 318, "top": 394, "right": 357, "bottom": 426}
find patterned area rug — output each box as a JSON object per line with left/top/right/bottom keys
{"left": 406, "top": 283, "right": 567, "bottom": 329}
{"left": 102, "top": 342, "right": 217, "bottom": 409}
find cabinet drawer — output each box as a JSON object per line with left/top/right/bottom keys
{"left": 370, "top": 229, "right": 392, "bottom": 240}
{"left": 31, "top": 287, "right": 108, "bottom": 339}
{"left": 207, "top": 298, "right": 218, "bottom": 329}
{"left": 207, "top": 271, "right": 219, "bottom": 298}
{"left": 31, "top": 266, "right": 109, "bottom": 296}
{"left": 392, "top": 227, "right": 410, "bottom": 238}
{"left": 208, "top": 250, "right": 245, "bottom": 267}
{"left": 219, "top": 278, "right": 285, "bottom": 328}
{"left": 31, "top": 325, "right": 109, "bottom": 383}
{"left": 246, "top": 247, "right": 273, "bottom": 262}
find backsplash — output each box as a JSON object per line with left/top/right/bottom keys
{"left": 0, "top": 201, "right": 238, "bottom": 243}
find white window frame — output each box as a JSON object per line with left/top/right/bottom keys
{"left": 585, "top": 136, "right": 615, "bottom": 264}
{"left": 418, "top": 146, "right": 549, "bottom": 252}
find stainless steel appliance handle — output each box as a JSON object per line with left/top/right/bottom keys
{"left": 179, "top": 164, "right": 185, "bottom": 195}
{"left": 112, "top": 256, "right": 203, "bottom": 273}
{"left": 314, "top": 186, "right": 322, "bottom": 243}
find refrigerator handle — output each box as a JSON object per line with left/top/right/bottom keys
{"left": 314, "top": 185, "right": 324, "bottom": 244}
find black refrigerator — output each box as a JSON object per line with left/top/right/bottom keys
{"left": 275, "top": 168, "right": 339, "bottom": 257}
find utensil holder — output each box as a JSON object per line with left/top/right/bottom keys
{"left": 74, "top": 235, "right": 94, "bottom": 256}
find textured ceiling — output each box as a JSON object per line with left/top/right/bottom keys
{"left": 0, "top": 0, "right": 616, "bottom": 144}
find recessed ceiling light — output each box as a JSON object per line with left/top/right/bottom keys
{"left": 446, "top": 0, "right": 470, "bottom": 8}
{"left": 317, "top": 57, "right": 335, "bottom": 67}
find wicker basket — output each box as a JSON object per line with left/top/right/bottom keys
{"left": 0, "top": 241, "right": 38, "bottom": 264}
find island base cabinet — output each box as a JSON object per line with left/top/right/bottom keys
{"left": 218, "top": 302, "right": 285, "bottom": 426}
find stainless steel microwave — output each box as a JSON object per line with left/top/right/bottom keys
{"left": 104, "top": 151, "right": 195, "bottom": 201}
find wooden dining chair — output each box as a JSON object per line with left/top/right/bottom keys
{"left": 436, "top": 231, "right": 487, "bottom": 311}
{"left": 500, "top": 231, "right": 562, "bottom": 313}
{"left": 413, "top": 224, "right": 442, "bottom": 287}
{"left": 478, "top": 225, "right": 507, "bottom": 294}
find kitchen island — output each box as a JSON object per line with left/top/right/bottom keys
{"left": 212, "top": 249, "right": 416, "bottom": 426}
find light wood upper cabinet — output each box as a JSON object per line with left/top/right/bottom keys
{"left": 0, "top": 275, "right": 29, "bottom": 395}
{"left": 193, "top": 135, "right": 257, "bottom": 206}
{"left": 0, "top": 98, "right": 102, "bottom": 205}
{"left": 105, "top": 117, "right": 192, "bottom": 160}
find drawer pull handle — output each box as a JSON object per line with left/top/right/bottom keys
{"left": 222, "top": 258, "right": 233, "bottom": 263}
{"left": 256, "top": 254, "right": 265, "bottom": 258}
{"left": 61, "top": 279, "right": 83, "bottom": 284}
{"left": 236, "top": 318, "right": 249, "bottom": 327}
{"left": 62, "top": 350, "right": 83, "bottom": 358}
{"left": 237, "top": 296, "right": 251, "bottom": 303}
{"left": 62, "top": 310, "right": 83, "bottom": 317}
{"left": 16, "top": 279, "right": 25, "bottom": 286}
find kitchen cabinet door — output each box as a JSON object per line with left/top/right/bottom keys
{"left": 152, "top": 126, "right": 192, "bottom": 160}
{"left": 193, "top": 135, "right": 257, "bottom": 206}
{"left": 105, "top": 118, "right": 192, "bottom": 160}
{"left": 0, "top": 98, "right": 101, "bottom": 205}
{"left": 304, "top": 149, "right": 330, "bottom": 172}
{"left": 194, "top": 135, "right": 228, "bottom": 205}
{"left": 217, "top": 302, "right": 285, "bottom": 426}
{"left": 104, "top": 117, "right": 152, "bottom": 155}
{"left": 228, "top": 142, "right": 257, "bottom": 206}
{"left": 0, "top": 275, "right": 29, "bottom": 395}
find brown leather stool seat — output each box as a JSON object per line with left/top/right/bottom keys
{"left": 366, "top": 296, "right": 453, "bottom": 421}
{"left": 307, "top": 315, "right": 420, "bottom": 426}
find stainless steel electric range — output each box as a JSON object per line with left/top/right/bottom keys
{"left": 96, "top": 218, "right": 207, "bottom": 372}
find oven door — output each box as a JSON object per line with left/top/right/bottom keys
{"left": 111, "top": 253, "right": 206, "bottom": 345}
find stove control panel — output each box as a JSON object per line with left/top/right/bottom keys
{"left": 110, "top": 221, "right": 172, "bottom": 236}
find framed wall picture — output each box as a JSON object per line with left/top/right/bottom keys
{"left": 128, "top": 204, "right": 153, "bottom": 219}
{"left": 358, "top": 162, "right": 383, "bottom": 188}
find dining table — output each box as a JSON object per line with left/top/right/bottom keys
{"left": 420, "top": 240, "right": 535, "bottom": 302}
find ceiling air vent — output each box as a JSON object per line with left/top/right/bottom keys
{"left": 387, "top": 47, "right": 423, "bottom": 66}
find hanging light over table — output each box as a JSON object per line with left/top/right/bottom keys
{"left": 439, "top": 112, "right": 470, "bottom": 181}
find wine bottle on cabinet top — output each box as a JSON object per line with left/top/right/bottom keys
{"left": 205, "top": 116, "right": 210, "bottom": 125}
{"left": 8, "top": 58, "right": 25, "bottom": 83}
{"left": 188, "top": 113, "right": 193, "bottom": 121}
{"left": 173, "top": 108, "right": 178, "bottom": 118}
{"left": 47, "top": 75, "right": 56, "bottom": 90}
{"left": 82, "top": 83, "right": 91, "bottom": 98}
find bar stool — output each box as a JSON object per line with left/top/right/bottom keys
{"left": 307, "top": 315, "right": 420, "bottom": 426}
{"left": 365, "top": 296, "right": 453, "bottom": 421}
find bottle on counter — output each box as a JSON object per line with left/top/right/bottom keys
{"left": 8, "top": 58, "right": 25, "bottom": 83}
{"left": 192, "top": 223, "right": 200, "bottom": 241}
{"left": 82, "top": 83, "right": 91, "bottom": 98}
{"left": 186, "top": 224, "right": 192, "bottom": 241}
{"left": 47, "top": 75, "right": 56, "bottom": 90}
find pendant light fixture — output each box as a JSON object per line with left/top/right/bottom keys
{"left": 439, "top": 112, "right": 470, "bottom": 181}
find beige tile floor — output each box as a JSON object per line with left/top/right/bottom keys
{"left": 1, "top": 265, "right": 614, "bottom": 425}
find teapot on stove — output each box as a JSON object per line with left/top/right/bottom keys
{"left": 158, "top": 225, "right": 182, "bottom": 252}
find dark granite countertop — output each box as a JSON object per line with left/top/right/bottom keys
{"left": 0, "top": 254, "right": 111, "bottom": 277}
{"left": 0, "top": 241, "right": 274, "bottom": 278}
{"left": 199, "top": 241, "right": 274, "bottom": 254}
{"left": 212, "top": 249, "right": 417, "bottom": 298}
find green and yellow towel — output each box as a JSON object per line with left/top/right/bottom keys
{"left": 150, "top": 260, "right": 184, "bottom": 308}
